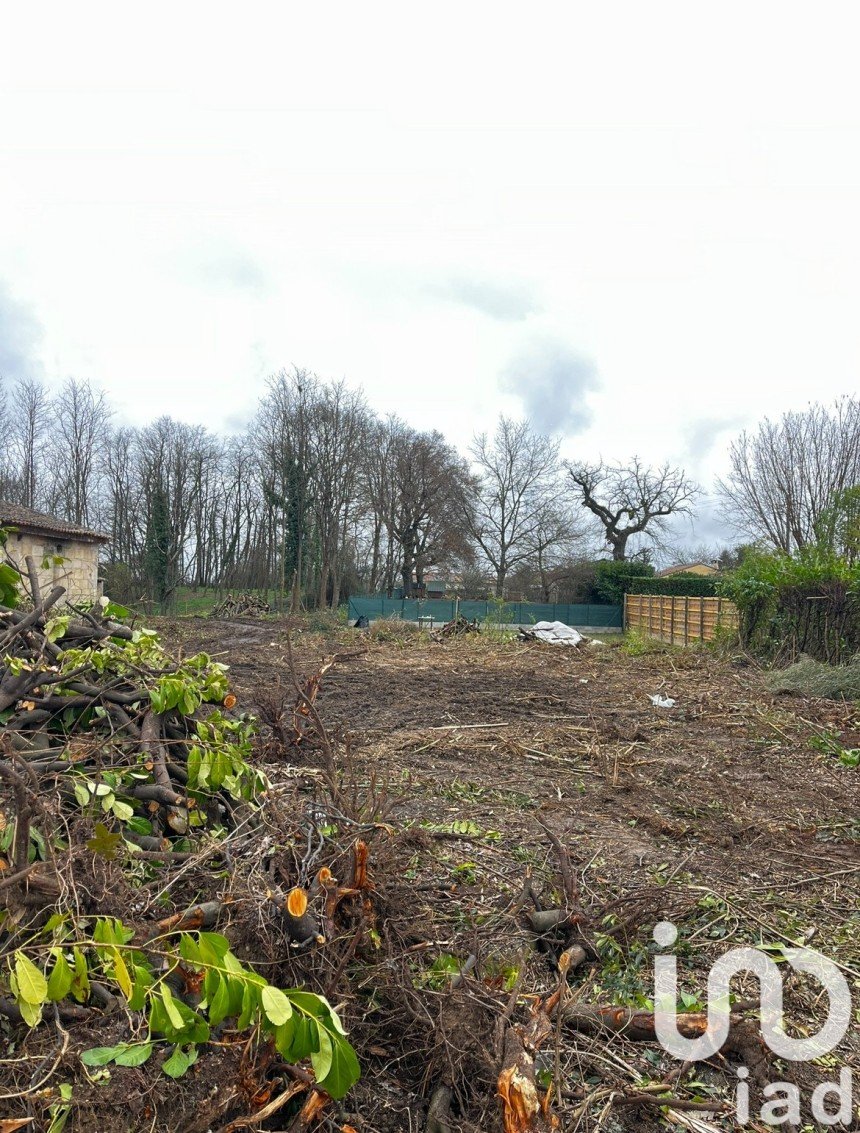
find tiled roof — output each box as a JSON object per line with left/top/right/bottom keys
{"left": 656, "top": 561, "right": 718, "bottom": 577}
{"left": 0, "top": 501, "right": 109, "bottom": 542}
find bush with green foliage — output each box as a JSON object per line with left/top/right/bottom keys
{"left": 585, "top": 560, "right": 655, "bottom": 605}
{"left": 627, "top": 573, "right": 720, "bottom": 598}
{"left": 718, "top": 544, "right": 860, "bottom": 663}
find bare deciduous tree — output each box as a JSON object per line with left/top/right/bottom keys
{"left": 568, "top": 457, "right": 699, "bottom": 561}
{"left": 390, "top": 427, "right": 476, "bottom": 597}
{"left": 45, "top": 378, "right": 111, "bottom": 524}
{"left": 9, "top": 377, "right": 51, "bottom": 509}
{"left": 467, "top": 417, "right": 566, "bottom": 597}
{"left": 717, "top": 397, "right": 860, "bottom": 553}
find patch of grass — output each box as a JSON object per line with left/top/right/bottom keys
{"left": 765, "top": 656, "right": 860, "bottom": 699}
{"left": 299, "top": 607, "right": 349, "bottom": 634}
{"left": 620, "top": 628, "right": 673, "bottom": 656}
{"left": 367, "top": 616, "right": 429, "bottom": 645}
{"left": 171, "top": 587, "right": 222, "bottom": 616}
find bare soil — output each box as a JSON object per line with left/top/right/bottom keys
{"left": 160, "top": 618, "right": 860, "bottom": 1132}
{"left": 8, "top": 617, "right": 860, "bottom": 1132}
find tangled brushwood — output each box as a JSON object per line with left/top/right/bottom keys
{"left": 0, "top": 551, "right": 363, "bottom": 1129}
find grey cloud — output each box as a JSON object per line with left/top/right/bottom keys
{"left": 429, "top": 275, "right": 540, "bottom": 321}
{"left": 500, "top": 336, "right": 598, "bottom": 435}
{"left": 181, "top": 245, "right": 271, "bottom": 296}
{"left": 222, "top": 407, "right": 256, "bottom": 435}
{"left": 682, "top": 415, "right": 744, "bottom": 473}
{"left": 0, "top": 282, "right": 44, "bottom": 382}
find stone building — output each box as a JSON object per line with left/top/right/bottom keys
{"left": 0, "top": 501, "right": 109, "bottom": 604}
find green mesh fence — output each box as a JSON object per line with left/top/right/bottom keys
{"left": 347, "top": 596, "right": 622, "bottom": 627}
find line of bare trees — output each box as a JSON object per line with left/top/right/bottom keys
{"left": 0, "top": 370, "right": 487, "bottom": 606}
{"left": 5, "top": 368, "right": 852, "bottom": 608}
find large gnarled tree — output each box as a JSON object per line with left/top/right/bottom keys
{"left": 568, "top": 457, "right": 698, "bottom": 561}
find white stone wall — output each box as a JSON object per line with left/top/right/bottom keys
{"left": 4, "top": 532, "right": 102, "bottom": 604}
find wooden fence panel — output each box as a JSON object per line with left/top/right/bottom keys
{"left": 624, "top": 594, "right": 738, "bottom": 644}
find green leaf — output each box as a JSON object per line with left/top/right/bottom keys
{"left": 73, "top": 782, "right": 91, "bottom": 808}
{"left": 125, "top": 815, "right": 152, "bottom": 836}
{"left": 288, "top": 1014, "right": 319, "bottom": 1060}
{"left": 128, "top": 964, "right": 153, "bottom": 1012}
{"left": 111, "top": 799, "right": 135, "bottom": 822}
{"left": 261, "top": 985, "right": 293, "bottom": 1026}
{"left": 160, "top": 984, "right": 184, "bottom": 1030}
{"left": 316, "top": 1034, "right": 360, "bottom": 1100}
{"left": 273, "top": 1016, "right": 296, "bottom": 1056}
{"left": 112, "top": 948, "right": 133, "bottom": 999}
{"left": 237, "top": 982, "right": 256, "bottom": 1031}
{"left": 113, "top": 1042, "right": 153, "bottom": 1067}
{"left": 19, "top": 999, "right": 42, "bottom": 1028}
{"left": 70, "top": 948, "right": 90, "bottom": 1002}
{"left": 225, "top": 973, "right": 245, "bottom": 1017}
{"left": 93, "top": 918, "right": 117, "bottom": 947}
{"left": 197, "top": 932, "right": 230, "bottom": 963}
{"left": 46, "top": 951, "right": 74, "bottom": 1001}
{"left": 162, "top": 1044, "right": 199, "bottom": 1079}
{"left": 45, "top": 615, "right": 70, "bottom": 643}
{"left": 310, "top": 1024, "right": 333, "bottom": 1083}
{"left": 179, "top": 935, "right": 203, "bottom": 964}
{"left": 320, "top": 995, "right": 348, "bottom": 1037}
{"left": 86, "top": 823, "right": 122, "bottom": 861}
{"left": 186, "top": 745, "right": 202, "bottom": 787}
{"left": 286, "top": 989, "right": 329, "bottom": 1018}
{"left": 208, "top": 975, "right": 231, "bottom": 1026}
{"left": 81, "top": 1045, "right": 123, "bottom": 1066}
{"left": 15, "top": 952, "right": 48, "bottom": 1005}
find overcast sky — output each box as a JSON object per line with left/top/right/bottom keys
{"left": 3, "top": 2, "right": 860, "bottom": 548}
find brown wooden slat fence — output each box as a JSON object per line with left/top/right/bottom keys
{"left": 624, "top": 594, "right": 739, "bottom": 644}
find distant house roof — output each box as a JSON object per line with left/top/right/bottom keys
{"left": 656, "top": 561, "right": 719, "bottom": 577}
{"left": 0, "top": 501, "right": 109, "bottom": 544}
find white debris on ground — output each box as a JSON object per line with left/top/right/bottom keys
{"left": 520, "top": 621, "right": 585, "bottom": 646}
{"left": 649, "top": 693, "right": 676, "bottom": 708}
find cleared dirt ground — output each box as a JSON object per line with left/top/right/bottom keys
{"left": 152, "top": 617, "right": 860, "bottom": 1132}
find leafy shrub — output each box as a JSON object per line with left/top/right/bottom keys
{"left": 718, "top": 546, "right": 860, "bottom": 663}
{"left": 629, "top": 573, "right": 720, "bottom": 598}
{"left": 585, "top": 561, "right": 655, "bottom": 605}
{"left": 620, "top": 627, "right": 670, "bottom": 656}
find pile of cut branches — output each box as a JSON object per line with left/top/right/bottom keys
{"left": 0, "top": 548, "right": 363, "bottom": 1129}
{"left": 438, "top": 614, "right": 480, "bottom": 638}
{"left": 210, "top": 592, "right": 270, "bottom": 618}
